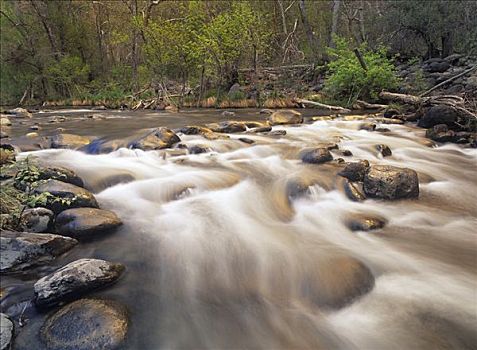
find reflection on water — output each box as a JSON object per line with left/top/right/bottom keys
{"left": 3, "top": 110, "right": 477, "bottom": 349}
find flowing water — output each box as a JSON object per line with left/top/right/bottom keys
{"left": 2, "top": 109, "right": 477, "bottom": 349}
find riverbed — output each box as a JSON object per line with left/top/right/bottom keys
{"left": 2, "top": 108, "right": 477, "bottom": 349}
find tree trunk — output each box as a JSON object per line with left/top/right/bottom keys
{"left": 298, "top": 0, "right": 321, "bottom": 61}
{"left": 329, "top": 0, "right": 340, "bottom": 48}
{"left": 441, "top": 31, "right": 454, "bottom": 58}
{"left": 131, "top": 0, "right": 139, "bottom": 91}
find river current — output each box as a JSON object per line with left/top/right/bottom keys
{"left": 3, "top": 108, "right": 477, "bottom": 349}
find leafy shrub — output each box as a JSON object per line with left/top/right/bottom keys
{"left": 324, "top": 38, "right": 399, "bottom": 104}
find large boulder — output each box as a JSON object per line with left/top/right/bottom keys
{"left": 32, "top": 179, "right": 99, "bottom": 214}
{"left": 301, "top": 148, "right": 333, "bottom": 164}
{"left": 268, "top": 109, "right": 303, "bottom": 125}
{"left": 20, "top": 207, "right": 54, "bottom": 233}
{"left": 129, "top": 127, "right": 180, "bottom": 150}
{"left": 364, "top": 165, "right": 419, "bottom": 200}
{"left": 0, "top": 231, "right": 77, "bottom": 273}
{"left": 207, "top": 121, "right": 246, "bottom": 133}
{"left": 0, "top": 313, "right": 14, "bottom": 350}
{"left": 15, "top": 166, "right": 84, "bottom": 191}
{"left": 40, "top": 299, "right": 128, "bottom": 350}
{"left": 305, "top": 256, "right": 375, "bottom": 309}
{"left": 338, "top": 160, "right": 369, "bottom": 182}
{"left": 176, "top": 125, "right": 212, "bottom": 135}
{"left": 418, "top": 105, "right": 462, "bottom": 130}
{"left": 34, "top": 258, "right": 125, "bottom": 307}
{"left": 55, "top": 208, "right": 122, "bottom": 240}
{"left": 50, "top": 134, "right": 91, "bottom": 149}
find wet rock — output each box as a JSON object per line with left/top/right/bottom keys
{"left": 301, "top": 148, "right": 333, "bottom": 164}
{"left": 34, "top": 259, "right": 125, "bottom": 307}
{"left": 259, "top": 108, "right": 274, "bottom": 114}
{"left": 0, "top": 313, "right": 13, "bottom": 350}
{"left": 51, "top": 134, "right": 91, "bottom": 149}
{"left": 338, "top": 160, "right": 370, "bottom": 182}
{"left": 425, "top": 124, "right": 456, "bottom": 142}
{"left": 40, "top": 298, "right": 128, "bottom": 350}
{"left": 343, "top": 179, "right": 366, "bottom": 202}
{"left": 129, "top": 127, "right": 180, "bottom": 150}
{"left": 26, "top": 132, "right": 39, "bottom": 138}
{"left": 32, "top": 179, "right": 99, "bottom": 214}
{"left": 374, "top": 118, "right": 404, "bottom": 125}
{"left": 238, "top": 137, "right": 255, "bottom": 144}
{"left": 248, "top": 126, "right": 272, "bottom": 133}
{"left": 305, "top": 256, "right": 375, "bottom": 309}
{"left": 6, "top": 107, "right": 32, "bottom": 118}
{"left": 383, "top": 109, "right": 400, "bottom": 118}
{"left": 20, "top": 208, "right": 54, "bottom": 233}
{"left": 221, "top": 110, "right": 235, "bottom": 118}
{"left": 176, "top": 125, "right": 212, "bottom": 135}
{"left": 268, "top": 109, "right": 303, "bottom": 125}
{"left": 55, "top": 208, "right": 122, "bottom": 240}
{"left": 243, "top": 121, "right": 266, "bottom": 128}
{"left": 15, "top": 166, "right": 84, "bottom": 191}
{"left": 202, "top": 132, "right": 229, "bottom": 140}
{"left": 375, "top": 127, "right": 391, "bottom": 132}
{"left": 0, "top": 231, "right": 77, "bottom": 273}
{"left": 0, "top": 130, "right": 9, "bottom": 139}
{"left": 29, "top": 124, "right": 40, "bottom": 130}
{"left": 376, "top": 144, "right": 392, "bottom": 157}
{"left": 338, "top": 149, "right": 353, "bottom": 157}
{"left": 209, "top": 121, "right": 246, "bottom": 133}
{"left": 265, "top": 130, "right": 286, "bottom": 136}
{"left": 0, "top": 117, "right": 11, "bottom": 127}
{"left": 359, "top": 123, "right": 376, "bottom": 131}
{"left": 345, "top": 214, "right": 386, "bottom": 231}
{"left": 188, "top": 145, "right": 209, "bottom": 154}
{"left": 364, "top": 165, "right": 419, "bottom": 199}
{"left": 317, "top": 143, "right": 339, "bottom": 150}
{"left": 418, "top": 105, "right": 461, "bottom": 130}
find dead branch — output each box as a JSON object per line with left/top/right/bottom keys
{"left": 419, "top": 65, "right": 477, "bottom": 97}
{"left": 295, "top": 98, "right": 351, "bottom": 112}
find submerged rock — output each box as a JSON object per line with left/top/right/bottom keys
{"left": 20, "top": 207, "right": 54, "bottom": 233}
{"left": 0, "top": 313, "right": 13, "bottom": 350}
{"left": 248, "top": 126, "right": 272, "bottom": 133}
{"left": 130, "top": 127, "right": 180, "bottom": 150}
{"left": 268, "top": 109, "right": 303, "bottom": 125}
{"left": 188, "top": 145, "right": 209, "bottom": 154}
{"left": 359, "top": 123, "right": 376, "bottom": 131}
{"left": 55, "top": 208, "right": 122, "bottom": 240}
{"left": 364, "top": 165, "right": 419, "bottom": 199}
{"left": 345, "top": 214, "right": 386, "bottom": 231}
{"left": 301, "top": 148, "right": 333, "bottom": 164}
{"left": 50, "top": 134, "right": 91, "bottom": 149}
{"left": 305, "top": 256, "right": 375, "bottom": 309}
{"left": 0, "top": 231, "right": 77, "bottom": 273}
{"left": 338, "top": 160, "right": 369, "bottom": 182}
{"left": 238, "top": 137, "right": 255, "bottom": 144}
{"left": 40, "top": 299, "right": 128, "bottom": 350}
{"left": 376, "top": 144, "right": 392, "bottom": 157}
{"left": 32, "top": 179, "right": 99, "bottom": 214}
{"left": 34, "top": 258, "right": 125, "bottom": 307}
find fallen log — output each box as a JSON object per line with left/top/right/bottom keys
{"left": 419, "top": 65, "right": 477, "bottom": 97}
{"left": 294, "top": 98, "right": 351, "bottom": 113}
{"left": 353, "top": 100, "right": 388, "bottom": 110}
{"left": 378, "top": 91, "right": 422, "bottom": 106}
{"left": 379, "top": 91, "right": 465, "bottom": 108}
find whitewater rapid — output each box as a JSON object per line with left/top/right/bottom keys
{"left": 19, "top": 118, "right": 477, "bottom": 349}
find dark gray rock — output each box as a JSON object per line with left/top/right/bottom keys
{"left": 418, "top": 105, "right": 460, "bottom": 130}
{"left": 0, "top": 313, "right": 14, "bottom": 350}
{"left": 338, "top": 160, "right": 370, "bottom": 182}
{"left": 359, "top": 123, "right": 376, "bottom": 131}
{"left": 238, "top": 137, "right": 255, "bottom": 144}
{"left": 376, "top": 144, "right": 392, "bottom": 157}
{"left": 248, "top": 126, "right": 272, "bottom": 133}
{"left": 213, "top": 121, "right": 247, "bottom": 133}
{"left": 259, "top": 108, "right": 274, "bottom": 114}
{"left": 338, "top": 149, "right": 353, "bottom": 157}
{"left": 383, "top": 109, "right": 400, "bottom": 118}
{"left": 50, "top": 134, "right": 91, "bottom": 149}
{"left": 364, "top": 165, "right": 419, "bottom": 199}
{"left": 40, "top": 299, "right": 128, "bottom": 350}
{"left": 188, "top": 145, "right": 209, "bottom": 154}
{"left": 32, "top": 179, "right": 99, "bottom": 214}
{"left": 55, "top": 208, "right": 122, "bottom": 240}
{"left": 301, "top": 148, "right": 333, "bottom": 164}
{"left": 221, "top": 110, "right": 236, "bottom": 118}
{"left": 20, "top": 207, "right": 54, "bottom": 233}
{"left": 265, "top": 130, "right": 287, "bottom": 136}
{"left": 176, "top": 125, "right": 212, "bottom": 135}
{"left": 0, "top": 231, "right": 77, "bottom": 273}
{"left": 268, "top": 110, "right": 303, "bottom": 125}
{"left": 129, "top": 127, "right": 180, "bottom": 150}
{"left": 343, "top": 180, "right": 366, "bottom": 202}
{"left": 34, "top": 258, "right": 125, "bottom": 307}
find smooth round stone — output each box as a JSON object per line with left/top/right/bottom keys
{"left": 41, "top": 299, "right": 128, "bottom": 350}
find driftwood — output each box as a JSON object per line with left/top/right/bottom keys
{"left": 353, "top": 99, "right": 388, "bottom": 110}
{"left": 295, "top": 98, "right": 351, "bottom": 113}
{"left": 419, "top": 65, "right": 477, "bottom": 97}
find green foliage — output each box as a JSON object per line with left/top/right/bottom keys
{"left": 324, "top": 38, "right": 399, "bottom": 103}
